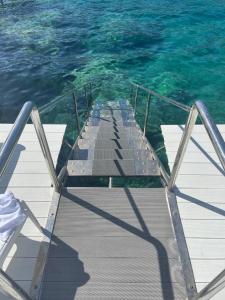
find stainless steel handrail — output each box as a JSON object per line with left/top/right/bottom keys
{"left": 0, "top": 269, "right": 31, "bottom": 300}
{"left": 131, "top": 81, "right": 191, "bottom": 112}
{"left": 0, "top": 101, "right": 60, "bottom": 191}
{"left": 130, "top": 82, "right": 225, "bottom": 299}
{"left": 194, "top": 268, "right": 225, "bottom": 300}
{"left": 0, "top": 102, "right": 33, "bottom": 176}
{"left": 168, "top": 100, "right": 225, "bottom": 190}
{"left": 0, "top": 102, "right": 60, "bottom": 299}
{"left": 72, "top": 92, "right": 81, "bottom": 137}
{"left": 166, "top": 100, "right": 225, "bottom": 299}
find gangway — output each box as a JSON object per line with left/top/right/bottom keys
{"left": 0, "top": 82, "right": 225, "bottom": 300}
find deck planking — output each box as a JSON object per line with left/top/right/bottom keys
{"left": 0, "top": 123, "right": 66, "bottom": 299}
{"left": 161, "top": 124, "right": 225, "bottom": 299}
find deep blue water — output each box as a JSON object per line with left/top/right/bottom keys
{"left": 1, "top": 0, "right": 225, "bottom": 124}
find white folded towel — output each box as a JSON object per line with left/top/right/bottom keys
{"left": 0, "top": 191, "right": 26, "bottom": 242}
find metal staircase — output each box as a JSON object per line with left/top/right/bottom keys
{"left": 0, "top": 81, "right": 225, "bottom": 300}
{"left": 67, "top": 100, "right": 160, "bottom": 177}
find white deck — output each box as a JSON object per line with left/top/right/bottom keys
{"left": 0, "top": 124, "right": 66, "bottom": 299}
{"left": 162, "top": 124, "right": 225, "bottom": 300}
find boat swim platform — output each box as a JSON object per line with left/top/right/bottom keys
{"left": 0, "top": 124, "right": 66, "bottom": 300}
{"left": 39, "top": 101, "right": 223, "bottom": 300}
{"left": 0, "top": 100, "right": 225, "bottom": 299}
{"left": 162, "top": 125, "right": 225, "bottom": 300}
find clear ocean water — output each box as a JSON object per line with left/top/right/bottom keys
{"left": 1, "top": 0, "right": 225, "bottom": 180}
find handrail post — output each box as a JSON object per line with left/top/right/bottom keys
{"left": 130, "top": 81, "right": 191, "bottom": 112}
{"left": 109, "top": 177, "right": 113, "bottom": 188}
{"left": 72, "top": 92, "right": 81, "bottom": 137}
{"left": 130, "top": 84, "right": 134, "bottom": 102}
{"left": 84, "top": 85, "right": 88, "bottom": 111}
{"left": 133, "top": 85, "right": 139, "bottom": 115}
{"left": 89, "top": 83, "right": 93, "bottom": 103}
{"left": 0, "top": 269, "right": 31, "bottom": 300}
{"left": 0, "top": 102, "right": 33, "bottom": 177}
{"left": 143, "top": 92, "right": 151, "bottom": 136}
{"left": 195, "top": 100, "right": 225, "bottom": 170}
{"left": 31, "top": 107, "right": 60, "bottom": 192}
{"left": 168, "top": 105, "right": 198, "bottom": 190}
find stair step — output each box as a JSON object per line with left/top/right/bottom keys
{"left": 85, "top": 126, "right": 141, "bottom": 135}
{"left": 73, "top": 149, "right": 153, "bottom": 160}
{"left": 90, "top": 118, "right": 124, "bottom": 123}
{"left": 67, "top": 159, "right": 160, "bottom": 176}
{"left": 92, "top": 102, "right": 133, "bottom": 111}
{"left": 69, "top": 100, "right": 159, "bottom": 178}
{"left": 78, "top": 138, "right": 147, "bottom": 150}
{"left": 82, "top": 130, "right": 141, "bottom": 140}
{"left": 87, "top": 121, "right": 137, "bottom": 127}
{"left": 90, "top": 110, "right": 134, "bottom": 119}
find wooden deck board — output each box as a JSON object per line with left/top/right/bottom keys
{"left": 162, "top": 124, "right": 225, "bottom": 297}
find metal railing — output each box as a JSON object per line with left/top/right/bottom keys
{"left": 131, "top": 82, "right": 190, "bottom": 111}
{"left": 0, "top": 269, "right": 31, "bottom": 300}
{"left": 38, "top": 82, "right": 95, "bottom": 187}
{"left": 168, "top": 100, "right": 225, "bottom": 190}
{"left": 57, "top": 82, "right": 95, "bottom": 186}
{"left": 0, "top": 101, "right": 60, "bottom": 300}
{"left": 130, "top": 82, "right": 225, "bottom": 300}
{"left": 0, "top": 102, "right": 59, "bottom": 191}
{"left": 1, "top": 81, "right": 224, "bottom": 300}
{"left": 130, "top": 81, "right": 191, "bottom": 184}
{"left": 130, "top": 81, "right": 225, "bottom": 187}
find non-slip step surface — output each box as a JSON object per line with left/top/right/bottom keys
{"left": 41, "top": 188, "right": 187, "bottom": 300}
{"left": 82, "top": 130, "right": 141, "bottom": 140}
{"left": 67, "top": 159, "right": 160, "bottom": 176}
{"left": 73, "top": 148, "right": 153, "bottom": 162}
{"left": 69, "top": 100, "right": 160, "bottom": 177}
{"left": 78, "top": 138, "right": 147, "bottom": 150}
{"left": 41, "top": 282, "right": 186, "bottom": 300}
{"left": 87, "top": 121, "right": 137, "bottom": 127}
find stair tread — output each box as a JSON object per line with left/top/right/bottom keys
{"left": 82, "top": 131, "right": 141, "bottom": 140}
{"left": 78, "top": 138, "right": 147, "bottom": 149}
{"left": 87, "top": 121, "right": 137, "bottom": 127}
{"left": 69, "top": 100, "right": 161, "bottom": 177}
{"left": 67, "top": 159, "right": 160, "bottom": 176}
{"left": 73, "top": 149, "right": 152, "bottom": 160}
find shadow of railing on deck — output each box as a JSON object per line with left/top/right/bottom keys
{"left": 40, "top": 234, "right": 90, "bottom": 299}
{"left": 175, "top": 188, "right": 225, "bottom": 218}
{"left": 63, "top": 189, "right": 180, "bottom": 300}
{"left": 124, "top": 187, "right": 175, "bottom": 299}
{"left": 3, "top": 233, "right": 90, "bottom": 300}
{"left": 178, "top": 125, "right": 225, "bottom": 176}
{"left": 174, "top": 126, "right": 225, "bottom": 217}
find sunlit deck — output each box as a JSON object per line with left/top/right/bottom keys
{"left": 162, "top": 124, "right": 225, "bottom": 300}
{"left": 0, "top": 87, "right": 225, "bottom": 300}
{"left": 0, "top": 124, "right": 66, "bottom": 300}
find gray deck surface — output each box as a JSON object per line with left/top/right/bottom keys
{"left": 41, "top": 188, "right": 187, "bottom": 299}
{"left": 68, "top": 101, "right": 160, "bottom": 177}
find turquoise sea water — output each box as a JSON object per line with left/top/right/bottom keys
{"left": 1, "top": 0, "right": 225, "bottom": 119}
{"left": 1, "top": 0, "right": 225, "bottom": 182}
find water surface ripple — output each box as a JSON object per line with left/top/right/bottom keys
{"left": 0, "top": 0, "right": 225, "bottom": 123}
